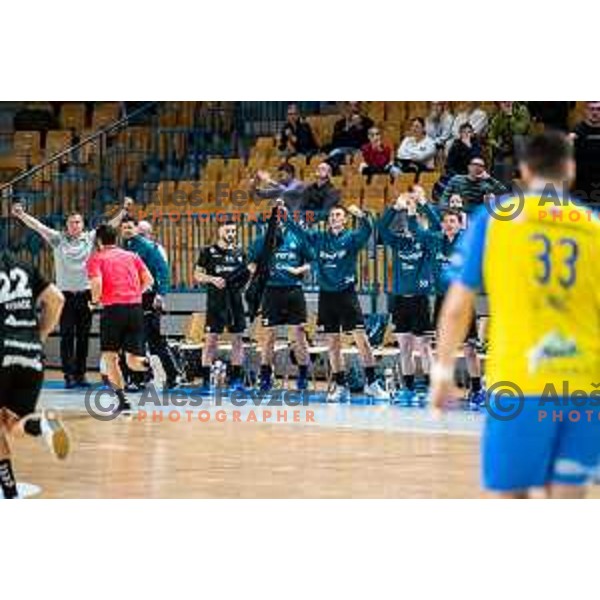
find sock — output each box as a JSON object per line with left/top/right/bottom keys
{"left": 230, "top": 365, "right": 242, "bottom": 382}
{"left": 470, "top": 377, "right": 482, "bottom": 393}
{"left": 334, "top": 371, "right": 346, "bottom": 386}
{"left": 403, "top": 374, "right": 415, "bottom": 391}
{"left": 365, "top": 366, "right": 376, "bottom": 385}
{"left": 201, "top": 365, "right": 211, "bottom": 386}
{"left": 24, "top": 418, "right": 42, "bottom": 437}
{"left": 0, "top": 458, "right": 18, "bottom": 499}
{"left": 260, "top": 364, "right": 272, "bottom": 381}
{"left": 298, "top": 364, "right": 308, "bottom": 379}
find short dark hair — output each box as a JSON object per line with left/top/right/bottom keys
{"left": 442, "top": 209, "right": 462, "bottom": 220}
{"left": 218, "top": 219, "right": 236, "bottom": 228}
{"left": 459, "top": 122, "right": 473, "bottom": 133}
{"left": 95, "top": 223, "right": 118, "bottom": 245}
{"left": 329, "top": 204, "right": 348, "bottom": 214}
{"left": 412, "top": 117, "right": 426, "bottom": 128}
{"left": 65, "top": 211, "right": 83, "bottom": 221}
{"left": 278, "top": 162, "right": 295, "bottom": 177}
{"left": 522, "top": 131, "right": 573, "bottom": 179}
{"left": 121, "top": 214, "right": 138, "bottom": 225}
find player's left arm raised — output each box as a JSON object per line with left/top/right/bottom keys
{"left": 347, "top": 204, "right": 372, "bottom": 250}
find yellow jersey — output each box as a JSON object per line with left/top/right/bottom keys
{"left": 451, "top": 193, "right": 600, "bottom": 394}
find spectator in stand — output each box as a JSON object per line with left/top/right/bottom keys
{"left": 395, "top": 118, "right": 436, "bottom": 174}
{"left": 445, "top": 122, "right": 483, "bottom": 176}
{"left": 425, "top": 101, "right": 455, "bottom": 152}
{"left": 571, "top": 101, "right": 600, "bottom": 202}
{"left": 451, "top": 102, "right": 488, "bottom": 140}
{"left": 250, "top": 163, "right": 306, "bottom": 211}
{"left": 440, "top": 157, "right": 507, "bottom": 210}
{"left": 488, "top": 101, "right": 531, "bottom": 183}
{"left": 278, "top": 103, "right": 318, "bottom": 158}
{"left": 528, "top": 101, "right": 574, "bottom": 132}
{"left": 358, "top": 127, "right": 396, "bottom": 180}
{"left": 302, "top": 162, "right": 340, "bottom": 214}
{"left": 327, "top": 101, "right": 374, "bottom": 172}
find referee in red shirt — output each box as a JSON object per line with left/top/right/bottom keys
{"left": 87, "top": 224, "right": 154, "bottom": 414}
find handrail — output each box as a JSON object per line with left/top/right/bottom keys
{"left": 0, "top": 101, "right": 160, "bottom": 197}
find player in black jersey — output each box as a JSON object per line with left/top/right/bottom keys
{"left": 194, "top": 220, "right": 250, "bottom": 389}
{"left": 0, "top": 251, "right": 68, "bottom": 499}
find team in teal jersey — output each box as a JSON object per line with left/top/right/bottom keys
{"left": 282, "top": 201, "right": 390, "bottom": 402}
{"left": 248, "top": 226, "right": 313, "bottom": 392}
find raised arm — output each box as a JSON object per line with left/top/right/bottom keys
{"left": 11, "top": 203, "right": 60, "bottom": 244}
{"left": 417, "top": 198, "right": 442, "bottom": 229}
{"left": 106, "top": 197, "right": 134, "bottom": 229}
{"left": 378, "top": 200, "right": 407, "bottom": 248}
{"left": 347, "top": 205, "right": 372, "bottom": 251}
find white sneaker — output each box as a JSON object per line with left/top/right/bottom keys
{"left": 326, "top": 384, "right": 350, "bottom": 403}
{"left": 365, "top": 380, "right": 391, "bottom": 401}
{"left": 40, "top": 412, "right": 70, "bottom": 460}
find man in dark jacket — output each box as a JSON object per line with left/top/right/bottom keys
{"left": 120, "top": 216, "right": 180, "bottom": 389}
{"left": 571, "top": 101, "right": 600, "bottom": 202}
{"left": 301, "top": 162, "right": 340, "bottom": 217}
{"left": 278, "top": 103, "right": 318, "bottom": 157}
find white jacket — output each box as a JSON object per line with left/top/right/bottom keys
{"left": 425, "top": 112, "right": 455, "bottom": 146}
{"left": 396, "top": 135, "right": 436, "bottom": 169}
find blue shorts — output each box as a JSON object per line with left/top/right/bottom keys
{"left": 482, "top": 396, "right": 600, "bottom": 491}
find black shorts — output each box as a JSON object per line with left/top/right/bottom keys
{"left": 433, "top": 294, "right": 478, "bottom": 341}
{"left": 100, "top": 304, "right": 145, "bottom": 355}
{"left": 261, "top": 286, "right": 307, "bottom": 327}
{"left": 0, "top": 366, "right": 44, "bottom": 419}
{"left": 317, "top": 290, "right": 365, "bottom": 334}
{"left": 391, "top": 295, "right": 432, "bottom": 335}
{"left": 205, "top": 291, "right": 246, "bottom": 334}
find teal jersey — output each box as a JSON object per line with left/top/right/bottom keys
{"left": 287, "top": 215, "right": 372, "bottom": 292}
{"left": 249, "top": 227, "right": 313, "bottom": 287}
{"left": 378, "top": 207, "right": 436, "bottom": 296}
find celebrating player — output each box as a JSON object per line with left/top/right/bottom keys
{"left": 283, "top": 201, "right": 389, "bottom": 402}
{"left": 0, "top": 250, "right": 68, "bottom": 499}
{"left": 248, "top": 220, "right": 313, "bottom": 392}
{"left": 194, "top": 220, "right": 250, "bottom": 390}
{"left": 87, "top": 224, "right": 154, "bottom": 415}
{"left": 11, "top": 198, "right": 132, "bottom": 389}
{"left": 431, "top": 131, "right": 600, "bottom": 498}
{"left": 378, "top": 189, "right": 436, "bottom": 403}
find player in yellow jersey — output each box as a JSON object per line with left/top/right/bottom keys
{"left": 430, "top": 132, "right": 600, "bottom": 498}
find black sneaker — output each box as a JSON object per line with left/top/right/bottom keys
{"left": 75, "top": 376, "right": 91, "bottom": 388}
{"left": 64, "top": 376, "right": 77, "bottom": 390}
{"left": 117, "top": 399, "right": 133, "bottom": 416}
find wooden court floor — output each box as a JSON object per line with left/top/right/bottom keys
{"left": 12, "top": 415, "right": 487, "bottom": 498}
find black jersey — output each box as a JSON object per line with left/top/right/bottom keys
{"left": 196, "top": 244, "right": 248, "bottom": 303}
{"left": 0, "top": 252, "right": 50, "bottom": 371}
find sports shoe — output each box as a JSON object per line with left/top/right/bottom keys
{"left": 75, "top": 376, "right": 91, "bottom": 388}
{"left": 393, "top": 388, "right": 415, "bottom": 407}
{"left": 467, "top": 389, "right": 486, "bottom": 410}
{"left": 326, "top": 383, "right": 350, "bottom": 403}
{"left": 40, "top": 412, "right": 70, "bottom": 460}
{"left": 365, "top": 380, "right": 391, "bottom": 401}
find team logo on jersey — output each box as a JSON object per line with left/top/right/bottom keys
{"left": 527, "top": 331, "right": 579, "bottom": 373}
